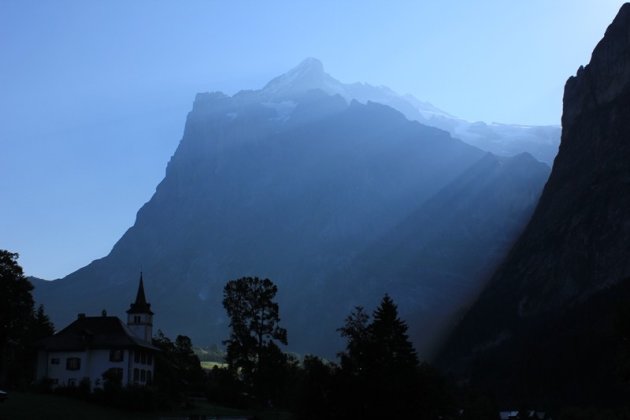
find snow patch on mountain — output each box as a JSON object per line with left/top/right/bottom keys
{"left": 254, "top": 58, "right": 561, "bottom": 163}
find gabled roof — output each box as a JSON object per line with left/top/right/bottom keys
{"left": 38, "top": 316, "right": 158, "bottom": 352}
{"left": 127, "top": 273, "right": 153, "bottom": 315}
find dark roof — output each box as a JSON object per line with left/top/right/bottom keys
{"left": 127, "top": 273, "right": 153, "bottom": 315}
{"left": 38, "top": 316, "right": 158, "bottom": 352}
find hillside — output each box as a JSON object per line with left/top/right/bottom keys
{"left": 34, "top": 62, "right": 549, "bottom": 357}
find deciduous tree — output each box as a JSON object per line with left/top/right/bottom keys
{"left": 222, "top": 276, "right": 287, "bottom": 399}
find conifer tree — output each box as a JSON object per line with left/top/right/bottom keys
{"left": 369, "top": 294, "right": 418, "bottom": 373}
{"left": 337, "top": 294, "right": 423, "bottom": 417}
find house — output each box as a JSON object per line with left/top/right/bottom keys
{"left": 36, "top": 274, "right": 158, "bottom": 389}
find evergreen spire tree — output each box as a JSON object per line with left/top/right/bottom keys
{"left": 369, "top": 294, "right": 419, "bottom": 373}
{"left": 336, "top": 294, "right": 424, "bottom": 418}
{"left": 367, "top": 294, "right": 421, "bottom": 417}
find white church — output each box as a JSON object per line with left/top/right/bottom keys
{"left": 36, "top": 275, "right": 158, "bottom": 389}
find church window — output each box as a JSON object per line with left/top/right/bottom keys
{"left": 140, "top": 369, "right": 146, "bottom": 381}
{"left": 141, "top": 352, "right": 146, "bottom": 364}
{"left": 134, "top": 315, "right": 141, "bottom": 323}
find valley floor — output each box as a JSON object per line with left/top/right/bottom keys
{"left": 0, "top": 392, "right": 292, "bottom": 420}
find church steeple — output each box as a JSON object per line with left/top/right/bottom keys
{"left": 127, "top": 273, "right": 153, "bottom": 315}
{"left": 127, "top": 273, "right": 153, "bottom": 341}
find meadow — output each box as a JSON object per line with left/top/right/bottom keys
{"left": 0, "top": 392, "right": 292, "bottom": 420}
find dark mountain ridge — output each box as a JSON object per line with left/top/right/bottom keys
{"left": 438, "top": 3, "right": 630, "bottom": 407}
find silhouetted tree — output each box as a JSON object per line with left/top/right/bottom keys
{"left": 32, "top": 305, "right": 55, "bottom": 339}
{"left": 295, "top": 355, "right": 338, "bottom": 419}
{"left": 222, "top": 276, "right": 288, "bottom": 402}
{"left": 16, "top": 304, "right": 55, "bottom": 385}
{"left": 337, "top": 306, "right": 370, "bottom": 374}
{"left": 206, "top": 364, "right": 246, "bottom": 407}
{"left": 459, "top": 389, "right": 501, "bottom": 420}
{"left": 152, "top": 330, "right": 205, "bottom": 405}
{"left": 335, "top": 294, "right": 453, "bottom": 418}
{"left": 0, "top": 250, "right": 54, "bottom": 387}
{"left": 335, "top": 305, "right": 372, "bottom": 417}
{"left": 369, "top": 294, "right": 418, "bottom": 373}
{"left": 367, "top": 295, "right": 420, "bottom": 417}
{"left": 174, "top": 335, "right": 206, "bottom": 388}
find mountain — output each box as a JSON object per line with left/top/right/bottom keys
{"left": 317, "top": 152, "right": 550, "bottom": 357}
{"left": 260, "top": 57, "right": 561, "bottom": 164}
{"left": 34, "top": 61, "right": 549, "bottom": 357}
{"left": 424, "top": 117, "right": 560, "bottom": 166}
{"left": 437, "top": 3, "right": 630, "bottom": 407}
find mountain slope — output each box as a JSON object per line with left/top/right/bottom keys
{"left": 34, "top": 63, "right": 549, "bottom": 357}
{"left": 437, "top": 3, "right": 630, "bottom": 406}
{"left": 319, "top": 152, "right": 550, "bottom": 357}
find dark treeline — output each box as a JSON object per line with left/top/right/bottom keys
{"left": 155, "top": 277, "right": 630, "bottom": 419}
{"left": 4, "top": 251, "right": 630, "bottom": 419}
{"left": 207, "top": 276, "right": 496, "bottom": 419}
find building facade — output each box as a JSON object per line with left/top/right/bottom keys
{"left": 36, "top": 275, "right": 158, "bottom": 389}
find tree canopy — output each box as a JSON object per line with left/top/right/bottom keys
{"left": 222, "top": 276, "right": 288, "bottom": 400}
{"left": 0, "top": 250, "right": 54, "bottom": 387}
{"left": 0, "top": 250, "right": 34, "bottom": 347}
{"left": 151, "top": 330, "right": 205, "bottom": 402}
{"left": 338, "top": 294, "right": 418, "bottom": 376}
{"left": 336, "top": 294, "right": 436, "bottom": 418}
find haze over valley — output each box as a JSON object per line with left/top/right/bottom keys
{"left": 3, "top": 2, "right": 630, "bottom": 417}
{"left": 32, "top": 59, "right": 552, "bottom": 357}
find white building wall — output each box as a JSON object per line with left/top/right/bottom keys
{"left": 85, "top": 349, "right": 129, "bottom": 388}
{"left": 45, "top": 351, "right": 87, "bottom": 388}
{"left": 128, "top": 348, "right": 155, "bottom": 385}
{"left": 41, "top": 348, "right": 137, "bottom": 389}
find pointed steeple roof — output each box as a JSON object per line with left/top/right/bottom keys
{"left": 127, "top": 273, "right": 153, "bottom": 315}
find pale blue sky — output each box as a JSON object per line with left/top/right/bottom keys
{"left": 1, "top": 0, "right": 626, "bottom": 279}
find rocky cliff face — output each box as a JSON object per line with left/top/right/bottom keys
{"left": 499, "top": 2, "right": 630, "bottom": 313}
{"left": 438, "top": 3, "right": 630, "bottom": 405}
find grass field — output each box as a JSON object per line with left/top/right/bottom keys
{"left": 200, "top": 361, "right": 228, "bottom": 370}
{"left": 0, "top": 392, "right": 292, "bottom": 420}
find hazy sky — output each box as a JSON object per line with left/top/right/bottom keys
{"left": 1, "top": 0, "right": 626, "bottom": 279}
